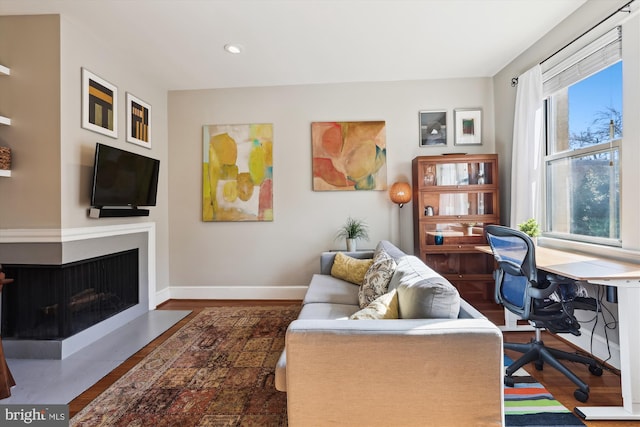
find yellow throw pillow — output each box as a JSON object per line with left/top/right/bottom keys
{"left": 349, "top": 290, "right": 399, "bottom": 320}
{"left": 330, "top": 252, "right": 374, "bottom": 285}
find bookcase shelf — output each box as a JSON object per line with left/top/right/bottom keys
{"left": 412, "top": 153, "right": 500, "bottom": 301}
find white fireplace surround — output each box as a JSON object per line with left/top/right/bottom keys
{"left": 0, "top": 222, "right": 156, "bottom": 359}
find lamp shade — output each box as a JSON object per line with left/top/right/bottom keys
{"left": 389, "top": 182, "right": 412, "bottom": 207}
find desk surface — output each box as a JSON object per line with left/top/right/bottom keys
{"left": 476, "top": 245, "right": 640, "bottom": 284}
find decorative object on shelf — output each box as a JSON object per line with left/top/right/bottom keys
{"left": 517, "top": 218, "right": 541, "bottom": 244}
{"left": 311, "top": 121, "right": 387, "bottom": 191}
{"left": 0, "top": 147, "right": 10, "bottom": 170}
{"left": 81, "top": 68, "right": 118, "bottom": 138}
{"left": 454, "top": 108, "right": 482, "bottom": 146}
{"left": 389, "top": 181, "right": 412, "bottom": 208}
{"left": 419, "top": 110, "right": 447, "bottom": 147}
{"left": 202, "top": 123, "right": 273, "bottom": 222}
{"left": 336, "top": 216, "right": 369, "bottom": 251}
{"left": 126, "top": 92, "right": 151, "bottom": 148}
{"left": 460, "top": 222, "right": 477, "bottom": 235}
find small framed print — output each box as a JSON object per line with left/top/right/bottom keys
{"left": 454, "top": 108, "right": 482, "bottom": 146}
{"left": 126, "top": 92, "right": 151, "bottom": 148}
{"left": 82, "top": 68, "right": 118, "bottom": 138}
{"left": 419, "top": 110, "right": 447, "bottom": 147}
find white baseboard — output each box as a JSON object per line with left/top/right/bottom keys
{"left": 155, "top": 287, "right": 172, "bottom": 307}
{"left": 166, "top": 285, "right": 307, "bottom": 301}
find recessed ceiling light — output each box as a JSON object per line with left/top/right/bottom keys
{"left": 224, "top": 44, "right": 243, "bottom": 54}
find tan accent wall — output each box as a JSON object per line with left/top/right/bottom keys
{"left": 0, "top": 15, "right": 62, "bottom": 228}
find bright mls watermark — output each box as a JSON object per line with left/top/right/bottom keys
{"left": 0, "top": 405, "right": 68, "bottom": 426}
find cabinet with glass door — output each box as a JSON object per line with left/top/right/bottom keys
{"left": 412, "top": 154, "right": 500, "bottom": 301}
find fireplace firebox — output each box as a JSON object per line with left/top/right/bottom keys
{"left": 1, "top": 249, "right": 139, "bottom": 340}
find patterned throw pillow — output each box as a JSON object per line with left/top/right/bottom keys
{"left": 349, "top": 289, "right": 399, "bottom": 320}
{"left": 358, "top": 250, "right": 397, "bottom": 308}
{"left": 330, "top": 252, "right": 374, "bottom": 285}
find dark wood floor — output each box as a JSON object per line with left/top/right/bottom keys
{"left": 69, "top": 299, "right": 629, "bottom": 427}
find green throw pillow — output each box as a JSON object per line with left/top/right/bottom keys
{"left": 330, "top": 252, "right": 374, "bottom": 285}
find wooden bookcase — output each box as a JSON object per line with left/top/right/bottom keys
{"left": 411, "top": 154, "right": 500, "bottom": 301}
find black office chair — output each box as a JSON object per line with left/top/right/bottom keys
{"left": 485, "top": 225, "right": 602, "bottom": 403}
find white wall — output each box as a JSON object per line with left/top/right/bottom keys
{"left": 168, "top": 78, "right": 495, "bottom": 297}
{"left": 58, "top": 16, "right": 171, "bottom": 294}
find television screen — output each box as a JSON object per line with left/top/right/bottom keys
{"left": 90, "top": 143, "right": 160, "bottom": 207}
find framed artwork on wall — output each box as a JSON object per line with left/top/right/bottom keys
{"left": 311, "top": 120, "right": 387, "bottom": 191}
{"left": 81, "top": 68, "right": 118, "bottom": 138}
{"left": 419, "top": 110, "right": 447, "bottom": 147}
{"left": 454, "top": 108, "right": 482, "bottom": 146}
{"left": 202, "top": 123, "right": 273, "bottom": 222}
{"left": 126, "top": 92, "right": 151, "bottom": 148}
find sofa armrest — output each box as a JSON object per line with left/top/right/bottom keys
{"left": 319, "top": 251, "right": 374, "bottom": 275}
{"left": 284, "top": 318, "right": 504, "bottom": 426}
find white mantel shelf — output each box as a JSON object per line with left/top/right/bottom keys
{"left": 0, "top": 64, "right": 9, "bottom": 75}
{"left": 0, "top": 116, "right": 10, "bottom": 126}
{"left": 0, "top": 170, "right": 10, "bottom": 177}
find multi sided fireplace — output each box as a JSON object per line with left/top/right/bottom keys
{"left": 1, "top": 249, "right": 139, "bottom": 340}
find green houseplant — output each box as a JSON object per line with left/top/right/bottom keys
{"left": 336, "top": 216, "right": 369, "bottom": 251}
{"left": 518, "top": 218, "right": 541, "bottom": 240}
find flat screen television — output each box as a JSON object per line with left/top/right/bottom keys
{"left": 90, "top": 143, "right": 160, "bottom": 208}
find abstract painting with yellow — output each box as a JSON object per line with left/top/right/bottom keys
{"left": 202, "top": 123, "right": 273, "bottom": 221}
{"left": 311, "top": 121, "right": 387, "bottom": 191}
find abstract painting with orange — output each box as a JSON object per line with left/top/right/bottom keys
{"left": 202, "top": 123, "right": 273, "bottom": 221}
{"left": 311, "top": 121, "right": 387, "bottom": 191}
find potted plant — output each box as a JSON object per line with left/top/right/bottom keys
{"left": 518, "top": 218, "right": 541, "bottom": 243}
{"left": 336, "top": 216, "right": 369, "bottom": 251}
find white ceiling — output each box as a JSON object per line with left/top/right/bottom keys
{"left": 0, "top": 0, "right": 587, "bottom": 90}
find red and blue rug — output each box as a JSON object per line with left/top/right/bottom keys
{"left": 504, "top": 355, "right": 586, "bottom": 426}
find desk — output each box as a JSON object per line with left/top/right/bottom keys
{"left": 477, "top": 245, "right": 640, "bottom": 421}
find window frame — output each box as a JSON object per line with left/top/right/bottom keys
{"left": 543, "top": 85, "right": 622, "bottom": 247}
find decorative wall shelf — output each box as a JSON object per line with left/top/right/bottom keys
{"left": 1, "top": 65, "right": 10, "bottom": 125}
{"left": 0, "top": 64, "right": 12, "bottom": 176}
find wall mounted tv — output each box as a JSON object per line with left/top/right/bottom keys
{"left": 90, "top": 143, "right": 160, "bottom": 216}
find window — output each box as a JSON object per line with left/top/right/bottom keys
{"left": 543, "top": 28, "right": 622, "bottom": 245}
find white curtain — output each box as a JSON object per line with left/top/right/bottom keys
{"left": 510, "top": 64, "right": 544, "bottom": 228}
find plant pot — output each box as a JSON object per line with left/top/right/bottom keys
{"left": 346, "top": 238, "right": 356, "bottom": 252}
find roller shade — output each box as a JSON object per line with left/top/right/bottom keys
{"left": 542, "top": 27, "right": 621, "bottom": 96}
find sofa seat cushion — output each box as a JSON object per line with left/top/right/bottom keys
{"left": 389, "top": 255, "right": 461, "bottom": 319}
{"left": 303, "top": 274, "right": 359, "bottom": 306}
{"left": 298, "top": 302, "right": 360, "bottom": 320}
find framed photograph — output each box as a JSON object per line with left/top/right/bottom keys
{"left": 126, "top": 92, "right": 151, "bottom": 148}
{"left": 81, "top": 68, "right": 118, "bottom": 138}
{"left": 419, "top": 110, "right": 447, "bottom": 147}
{"left": 454, "top": 108, "right": 482, "bottom": 145}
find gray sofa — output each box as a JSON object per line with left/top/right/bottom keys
{"left": 275, "top": 240, "right": 504, "bottom": 426}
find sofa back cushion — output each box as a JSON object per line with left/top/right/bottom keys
{"left": 389, "top": 255, "right": 460, "bottom": 319}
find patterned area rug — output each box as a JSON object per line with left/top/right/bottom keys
{"left": 70, "top": 305, "right": 300, "bottom": 427}
{"left": 504, "top": 355, "right": 586, "bottom": 426}
{"left": 71, "top": 308, "right": 586, "bottom": 426}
